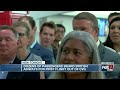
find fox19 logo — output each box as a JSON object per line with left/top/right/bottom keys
{"left": 101, "top": 62, "right": 114, "bottom": 71}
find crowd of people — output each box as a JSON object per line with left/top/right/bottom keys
{"left": 0, "top": 12, "right": 120, "bottom": 79}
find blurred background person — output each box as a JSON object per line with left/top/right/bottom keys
{"left": 0, "top": 26, "right": 17, "bottom": 63}
{"left": 0, "top": 25, "right": 44, "bottom": 79}
{"left": 12, "top": 21, "right": 43, "bottom": 61}
{"left": 7, "top": 22, "right": 44, "bottom": 79}
{"left": 52, "top": 24, "right": 66, "bottom": 60}
{"left": 49, "top": 31, "right": 105, "bottom": 79}
{"left": 104, "top": 17, "right": 120, "bottom": 79}
{"left": 108, "top": 12, "right": 120, "bottom": 24}
{"left": 105, "top": 12, "right": 120, "bottom": 41}
{"left": 0, "top": 25, "right": 17, "bottom": 79}
{"left": 39, "top": 21, "right": 56, "bottom": 63}
{"left": 72, "top": 12, "right": 120, "bottom": 79}
{"left": 18, "top": 16, "right": 53, "bottom": 79}
{"left": 104, "top": 17, "right": 120, "bottom": 54}
{"left": 18, "top": 16, "right": 53, "bottom": 64}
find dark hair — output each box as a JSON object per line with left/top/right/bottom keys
{"left": 0, "top": 25, "right": 18, "bottom": 38}
{"left": 40, "top": 21, "right": 56, "bottom": 33}
{"left": 108, "top": 12, "right": 120, "bottom": 23}
{"left": 73, "top": 12, "right": 98, "bottom": 29}
{"left": 12, "top": 21, "right": 30, "bottom": 37}
{"left": 103, "top": 35, "right": 114, "bottom": 49}
{"left": 109, "top": 17, "right": 120, "bottom": 28}
{"left": 104, "top": 17, "right": 120, "bottom": 49}
{"left": 18, "top": 16, "right": 35, "bottom": 29}
{"left": 56, "top": 24, "right": 66, "bottom": 33}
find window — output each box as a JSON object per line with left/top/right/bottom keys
{"left": 98, "top": 18, "right": 108, "bottom": 36}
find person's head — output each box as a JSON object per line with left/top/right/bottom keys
{"left": 55, "top": 24, "right": 66, "bottom": 42}
{"left": 39, "top": 21, "right": 56, "bottom": 48}
{"left": 108, "top": 12, "right": 120, "bottom": 24}
{"left": 12, "top": 21, "right": 30, "bottom": 48}
{"left": 0, "top": 25, "right": 18, "bottom": 63}
{"left": 49, "top": 30, "right": 104, "bottom": 79}
{"left": 109, "top": 17, "right": 120, "bottom": 44}
{"left": 72, "top": 12, "right": 99, "bottom": 42}
{"left": 18, "top": 16, "right": 37, "bottom": 45}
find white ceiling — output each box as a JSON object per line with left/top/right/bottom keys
{"left": 11, "top": 11, "right": 120, "bottom": 19}
{"left": 62, "top": 11, "right": 120, "bottom": 19}
{"left": 29, "top": 11, "right": 70, "bottom": 19}
{"left": 11, "top": 11, "right": 71, "bottom": 19}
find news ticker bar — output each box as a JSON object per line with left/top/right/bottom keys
{"left": 0, "top": 64, "right": 117, "bottom": 72}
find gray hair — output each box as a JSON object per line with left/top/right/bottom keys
{"left": 49, "top": 30, "right": 105, "bottom": 79}
{"left": 73, "top": 12, "right": 98, "bottom": 29}
{"left": 12, "top": 21, "right": 30, "bottom": 37}
{"left": 0, "top": 25, "right": 18, "bottom": 38}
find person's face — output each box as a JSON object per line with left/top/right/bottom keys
{"left": 73, "top": 19, "right": 98, "bottom": 41}
{"left": 40, "top": 26, "right": 55, "bottom": 47}
{"left": 60, "top": 38, "right": 92, "bottom": 77}
{"left": 14, "top": 26, "right": 29, "bottom": 48}
{"left": 19, "top": 18, "right": 36, "bottom": 43}
{"left": 0, "top": 30, "right": 17, "bottom": 56}
{"left": 60, "top": 38, "right": 92, "bottom": 64}
{"left": 109, "top": 21, "right": 120, "bottom": 44}
{"left": 55, "top": 27, "right": 65, "bottom": 41}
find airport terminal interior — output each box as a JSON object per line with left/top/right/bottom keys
{"left": 1, "top": 11, "right": 118, "bottom": 43}
{"left": 0, "top": 11, "right": 120, "bottom": 79}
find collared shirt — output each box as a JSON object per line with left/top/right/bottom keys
{"left": 27, "top": 40, "right": 37, "bottom": 52}
{"left": 0, "top": 57, "right": 15, "bottom": 79}
{"left": 118, "top": 52, "right": 120, "bottom": 54}
{"left": 48, "top": 46, "right": 53, "bottom": 52}
{"left": 30, "top": 40, "right": 37, "bottom": 49}
{"left": 96, "top": 40, "right": 100, "bottom": 47}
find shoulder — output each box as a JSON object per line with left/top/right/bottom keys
{"left": 105, "top": 46, "right": 116, "bottom": 52}
{"left": 104, "top": 46, "right": 119, "bottom": 56}
{"left": 99, "top": 44, "right": 120, "bottom": 63}
{"left": 32, "top": 42, "right": 54, "bottom": 56}
{"left": 99, "top": 43, "right": 116, "bottom": 54}
{"left": 104, "top": 46, "right": 120, "bottom": 62}
{"left": 27, "top": 53, "right": 43, "bottom": 61}
{"left": 36, "top": 43, "right": 53, "bottom": 53}
{"left": 104, "top": 46, "right": 117, "bottom": 54}
{"left": 39, "top": 46, "right": 54, "bottom": 57}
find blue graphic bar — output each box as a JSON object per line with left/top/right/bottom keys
{"left": 0, "top": 64, "right": 101, "bottom": 72}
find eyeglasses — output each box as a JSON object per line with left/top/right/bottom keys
{"left": 18, "top": 33, "right": 27, "bottom": 37}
